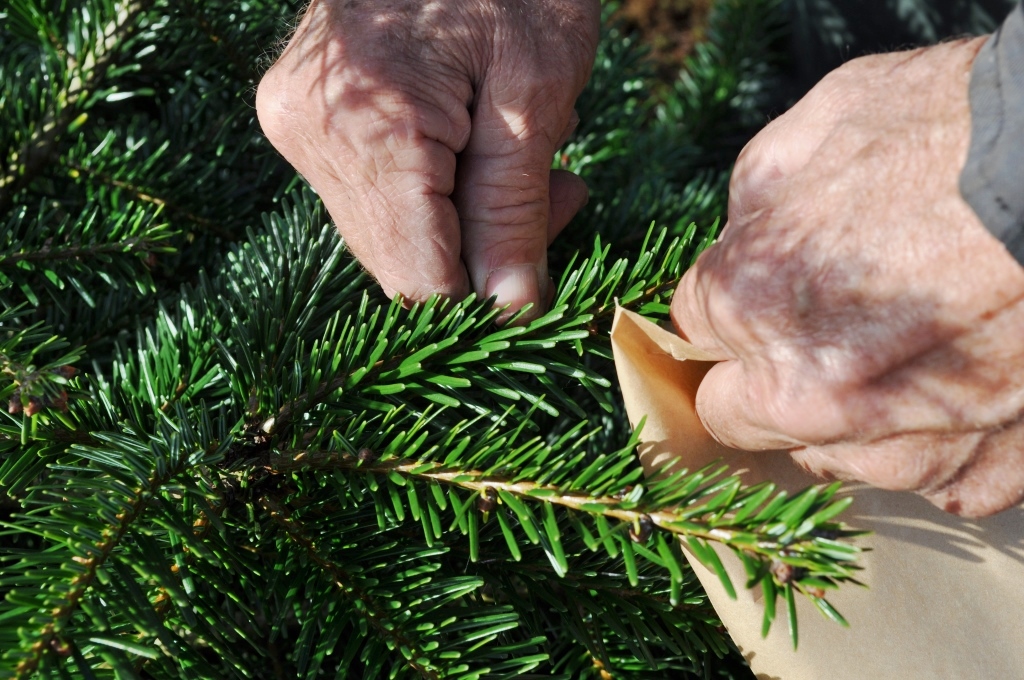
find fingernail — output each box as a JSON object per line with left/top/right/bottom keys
{"left": 485, "top": 264, "right": 542, "bottom": 323}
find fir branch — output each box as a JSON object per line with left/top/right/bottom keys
{"left": 63, "top": 160, "right": 235, "bottom": 238}
{"left": 253, "top": 227, "right": 692, "bottom": 442}
{"left": 7, "top": 447, "right": 180, "bottom": 678}
{"left": 254, "top": 297, "right": 503, "bottom": 437}
{"left": 259, "top": 495, "right": 444, "bottom": 680}
{"left": 176, "top": 0, "right": 262, "bottom": 79}
{"left": 274, "top": 447, "right": 861, "bottom": 588}
{"left": 0, "top": 0, "right": 153, "bottom": 213}
{"left": 0, "top": 234, "right": 164, "bottom": 265}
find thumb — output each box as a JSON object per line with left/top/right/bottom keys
{"left": 455, "top": 90, "right": 584, "bottom": 324}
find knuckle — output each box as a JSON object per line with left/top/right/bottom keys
{"left": 461, "top": 162, "right": 549, "bottom": 212}
{"left": 466, "top": 197, "right": 548, "bottom": 237}
{"left": 820, "top": 52, "right": 890, "bottom": 89}
{"left": 254, "top": 69, "right": 292, "bottom": 144}
{"left": 730, "top": 132, "right": 786, "bottom": 207}
{"left": 865, "top": 434, "right": 979, "bottom": 492}
{"left": 479, "top": 232, "right": 540, "bottom": 264}
{"left": 874, "top": 453, "right": 940, "bottom": 491}
{"left": 873, "top": 466, "right": 929, "bottom": 493}
{"left": 926, "top": 427, "right": 1024, "bottom": 517}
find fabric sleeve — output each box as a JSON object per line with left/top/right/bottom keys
{"left": 959, "top": 2, "right": 1024, "bottom": 264}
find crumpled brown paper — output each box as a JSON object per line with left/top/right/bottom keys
{"left": 610, "top": 307, "right": 1024, "bottom": 680}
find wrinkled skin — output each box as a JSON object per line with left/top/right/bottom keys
{"left": 257, "top": 0, "right": 600, "bottom": 322}
{"left": 260, "top": 7, "right": 1024, "bottom": 518}
{"left": 671, "top": 38, "right": 1024, "bottom": 518}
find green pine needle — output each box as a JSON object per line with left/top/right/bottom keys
{"left": 0, "top": 0, "right": 863, "bottom": 676}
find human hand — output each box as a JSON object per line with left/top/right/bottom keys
{"left": 670, "top": 38, "right": 1024, "bottom": 518}
{"left": 256, "top": 0, "right": 600, "bottom": 322}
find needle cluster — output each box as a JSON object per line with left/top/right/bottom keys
{"left": 0, "top": 1, "right": 861, "bottom": 678}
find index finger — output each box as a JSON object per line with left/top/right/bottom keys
{"left": 669, "top": 243, "right": 814, "bottom": 451}
{"left": 669, "top": 242, "right": 738, "bottom": 361}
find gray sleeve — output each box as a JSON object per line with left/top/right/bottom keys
{"left": 959, "top": 2, "right": 1024, "bottom": 264}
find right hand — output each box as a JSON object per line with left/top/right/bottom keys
{"left": 670, "top": 39, "right": 1024, "bottom": 518}
{"left": 256, "top": 0, "right": 600, "bottom": 322}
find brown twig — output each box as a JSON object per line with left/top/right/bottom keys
{"left": 272, "top": 449, "right": 738, "bottom": 548}
{"left": 13, "top": 464, "right": 167, "bottom": 678}
{"left": 64, "top": 162, "right": 235, "bottom": 238}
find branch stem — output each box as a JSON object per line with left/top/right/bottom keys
{"left": 273, "top": 450, "right": 808, "bottom": 562}
{"left": 13, "top": 454, "right": 178, "bottom": 677}
{"left": 261, "top": 277, "right": 673, "bottom": 441}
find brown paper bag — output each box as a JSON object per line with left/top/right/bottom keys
{"left": 610, "top": 307, "right": 1024, "bottom": 680}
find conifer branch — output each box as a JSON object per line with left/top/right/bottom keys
{"left": 0, "top": 0, "right": 153, "bottom": 213}
{"left": 178, "top": 0, "right": 259, "bottom": 79}
{"left": 274, "top": 448, "right": 861, "bottom": 578}
{"left": 9, "top": 451, "right": 180, "bottom": 678}
{"left": 0, "top": 235, "right": 164, "bottom": 265}
{"left": 258, "top": 273, "right": 676, "bottom": 441}
{"left": 259, "top": 496, "right": 444, "bottom": 680}
{"left": 64, "top": 161, "right": 234, "bottom": 237}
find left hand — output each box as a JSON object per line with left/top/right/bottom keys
{"left": 670, "top": 38, "right": 1024, "bottom": 518}
{"left": 256, "top": 0, "right": 600, "bottom": 322}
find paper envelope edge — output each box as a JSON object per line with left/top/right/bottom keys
{"left": 610, "top": 306, "right": 1024, "bottom": 680}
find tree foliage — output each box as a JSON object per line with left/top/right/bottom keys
{"left": 0, "top": 0, "right": 863, "bottom": 677}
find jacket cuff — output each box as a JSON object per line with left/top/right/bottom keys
{"left": 959, "top": 3, "right": 1024, "bottom": 265}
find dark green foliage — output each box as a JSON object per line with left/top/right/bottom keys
{"left": 1, "top": 0, "right": 863, "bottom": 677}
{"left": 564, "top": 0, "right": 786, "bottom": 252}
